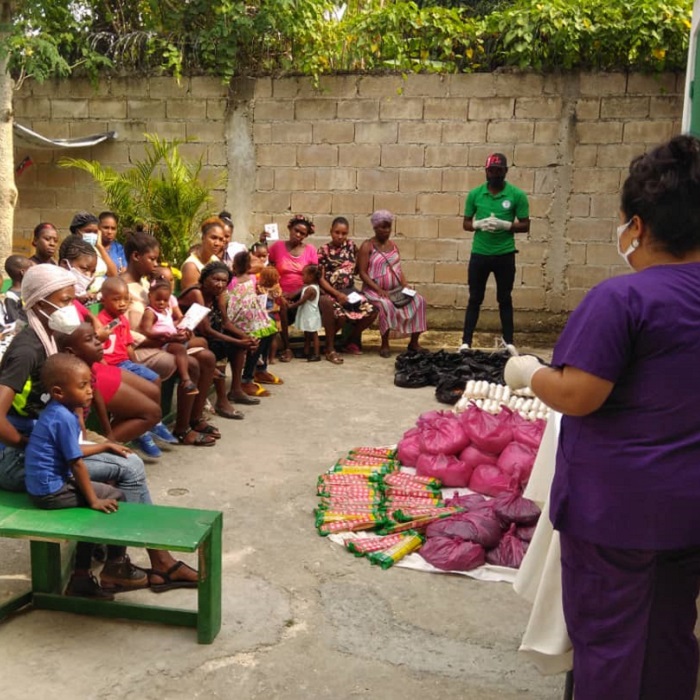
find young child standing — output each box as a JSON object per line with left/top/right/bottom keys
{"left": 139, "top": 279, "right": 208, "bottom": 394}
{"left": 288, "top": 264, "right": 323, "bottom": 362}
{"left": 4, "top": 255, "right": 34, "bottom": 323}
{"left": 24, "top": 353, "right": 146, "bottom": 599}
{"left": 257, "top": 266, "right": 282, "bottom": 365}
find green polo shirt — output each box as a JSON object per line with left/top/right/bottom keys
{"left": 464, "top": 181, "right": 529, "bottom": 256}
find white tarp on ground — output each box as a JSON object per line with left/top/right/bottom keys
{"left": 13, "top": 122, "right": 117, "bottom": 149}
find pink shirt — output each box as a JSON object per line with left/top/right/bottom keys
{"left": 268, "top": 241, "right": 318, "bottom": 295}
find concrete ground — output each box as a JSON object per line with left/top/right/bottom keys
{"left": 0, "top": 333, "right": 566, "bottom": 700}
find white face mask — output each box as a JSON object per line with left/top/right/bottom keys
{"left": 42, "top": 302, "right": 82, "bottom": 334}
{"left": 82, "top": 232, "right": 98, "bottom": 247}
{"left": 616, "top": 219, "right": 639, "bottom": 270}
{"left": 67, "top": 262, "right": 94, "bottom": 296}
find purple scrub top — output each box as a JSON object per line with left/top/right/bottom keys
{"left": 550, "top": 262, "right": 700, "bottom": 550}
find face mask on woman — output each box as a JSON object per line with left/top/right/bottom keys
{"left": 616, "top": 219, "right": 639, "bottom": 269}
{"left": 81, "top": 232, "right": 98, "bottom": 247}
{"left": 67, "top": 262, "right": 94, "bottom": 297}
{"left": 40, "top": 302, "right": 82, "bottom": 334}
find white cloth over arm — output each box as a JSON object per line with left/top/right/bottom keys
{"left": 512, "top": 412, "right": 573, "bottom": 675}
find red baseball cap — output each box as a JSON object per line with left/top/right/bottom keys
{"left": 485, "top": 153, "right": 508, "bottom": 169}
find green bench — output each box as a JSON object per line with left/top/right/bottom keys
{"left": 0, "top": 490, "right": 223, "bottom": 643}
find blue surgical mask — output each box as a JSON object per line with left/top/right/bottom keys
{"left": 82, "top": 232, "right": 98, "bottom": 247}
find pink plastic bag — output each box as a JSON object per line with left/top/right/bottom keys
{"left": 497, "top": 442, "right": 537, "bottom": 482}
{"left": 438, "top": 510, "right": 503, "bottom": 548}
{"left": 419, "top": 413, "right": 470, "bottom": 456}
{"left": 486, "top": 524, "right": 529, "bottom": 568}
{"left": 459, "top": 405, "right": 513, "bottom": 454}
{"left": 415, "top": 453, "right": 472, "bottom": 487}
{"left": 459, "top": 444, "right": 499, "bottom": 472}
{"left": 420, "top": 536, "right": 485, "bottom": 572}
{"left": 397, "top": 427, "right": 422, "bottom": 467}
{"left": 510, "top": 413, "right": 546, "bottom": 450}
{"left": 469, "top": 464, "right": 517, "bottom": 497}
{"left": 492, "top": 491, "right": 541, "bottom": 526}
{"left": 444, "top": 493, "right": 489, "bottom": 510}
{"left": 416, "top": 410, "right": 446, "bottom": 430}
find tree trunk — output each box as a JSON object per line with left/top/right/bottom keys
{"left": 0, "top": 0, "right": 16, "bottom": 268}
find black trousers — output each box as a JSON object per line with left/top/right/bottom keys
{"left": 462, "top": 252, "right": 516, "bottom": 345}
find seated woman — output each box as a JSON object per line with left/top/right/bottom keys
{"left": 357, "top": 209, "right": 427, "bottom": 358}
{"left": 180, "top": 217, "right": 226, "bottom": 290}
{"left": 178, "top": 261, "right": 260, "bottom": 413}
{"left": 68, "top": 211, "right": 118, "bottom": 291}
{"left": 268, "top": 214, "right": 340, "bottom": 363}
{"left": 317, "top": 216, "right": 378, "bottom": 356}
{"left": 121, "top": 232, "right": 219, "bottom": 446}
{"left": 0, "top": 265, "right": 197, "bottom": 594}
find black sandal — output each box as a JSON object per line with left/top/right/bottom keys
{"left": 190, "top": 419, "right": 221, "bottom": 439}
{"left": 149, "top": 561, "right": 198, "bottom": 593}
{"left": 173, "top": 427, "right": 216, "bottom": 447}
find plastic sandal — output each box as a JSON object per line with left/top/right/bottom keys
{"left": 181, "top": 380, "right": 199, "bottom": 395}
{"left": 149, "top": 561, "right": 198, "bottom": 593}
{"left": 173, "top": 427, "right": 216, "bottom": 447}
{"left": 325, "top": 351, "right": 344, "bottom": 365}
{"left": 190, "top": 419, "right": 222, "bottom": 439}
{"left": 254, "top": 371, "right": 284, "bottom": 385}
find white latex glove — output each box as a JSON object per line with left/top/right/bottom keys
{"left": 489, "top": 216, "right": 512, "bottom": 231}
{"left": 472, "top": 218, "right": 491, "bottom": 231}
{"left": 504, "top": 355, "right": 545, "bottom": 390}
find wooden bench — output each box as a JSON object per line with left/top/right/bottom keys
{"left": 0, "top": 490, "right": 223, "bottom": 643}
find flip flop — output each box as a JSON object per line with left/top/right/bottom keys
{"left": 343, "top": 343, "right": 363, "bottom": 355}
{"left": 181, "top": 380, "right": 199, "bottom": 395}
{"left": 229, "top": 393, "right": 261, "bottom": 405}
{"left": 254, "top": 371, "right": 284, "bottom": 385}
{"left": 149, "top": 560, "right": 198, "bottom": 593}
{"left": 242, "top": 382, "right": 271, "bottom": 397}
{"left": 214, "top": 406, "right": 244, "bottom": 420}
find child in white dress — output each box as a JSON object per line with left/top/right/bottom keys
{"left": 288, "top": 264, "right": 322, "bottom": 362}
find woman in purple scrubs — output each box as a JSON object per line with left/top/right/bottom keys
{"left": 505, "top": 135, "right": 700, "bottom": 700}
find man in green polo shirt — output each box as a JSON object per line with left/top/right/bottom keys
{"left": 459, "top": 153, "right": 530, "bottom": 350}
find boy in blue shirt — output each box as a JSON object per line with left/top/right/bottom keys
{"left": 25, "top": 353, "right": 147, "bottom": 599}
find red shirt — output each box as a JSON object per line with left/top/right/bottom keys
{"left": 97, "top": 309, "right": 133, "bottom": 365}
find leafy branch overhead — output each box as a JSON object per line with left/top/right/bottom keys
{"left": 7, "top": 0, "right": 693, "bottom": 84}
{"left": 60, "top": 135, "right": 222, "bottom": 266}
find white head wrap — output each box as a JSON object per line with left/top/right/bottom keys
{"left": 21, "top": 265, "right": 77, "bottom": 355}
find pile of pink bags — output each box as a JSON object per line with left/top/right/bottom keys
{"left": 419, "top": 490, "right": 541, "bottom": 571}
{"left": 397, "top": 405, "right": 546, "bottom": 495}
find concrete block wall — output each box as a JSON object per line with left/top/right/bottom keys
{"left": 13, "top": 71, "right": 684, "bottom": 329}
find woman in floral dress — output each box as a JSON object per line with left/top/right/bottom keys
{"left": 317, "top": 217, "right": 378, "bottom": 355}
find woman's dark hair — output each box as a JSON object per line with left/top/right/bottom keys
{"left": 69, "top": 211, "right": 99, "bottom": 235}
{"left": 621, "top": 135, "right": 700, "bottom": 257}
{"left": 99, "top": 211, "right": 119, "bottom": 223}
{"left": 200, "top": 260, "right": 232, "bottom": 286}
{"left": 287, "top": 214, "right": 315, "bottom": 235}
{"left": 148, "top": 279, "right": 171, "bottom": 296}
{"left": 218, "top": 211, "right": 233, "bottom": 227}
{"left": 331, "top": 216, "right": 349, "bottom": 229}
{"left": 58, "top": 235, "right": 97, "bottom": 263}
{"left": 303, "top": 263, "right": 321, "bottom": 283}
{"left": 33, "top": 222, "right": 57, "bottom": 241}
{"left": 233, "top": 250, "right": 250, "bottom": 275}
{"left": 124, "top": 231, "right": 159, "bottom": 262}
{"left": 200, "top": 216, "right": 225, "bottom": 238}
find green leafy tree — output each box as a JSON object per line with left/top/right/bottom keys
{"left": 60, "top": 134, "right": 223, "bottom": 265}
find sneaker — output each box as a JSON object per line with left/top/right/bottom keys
{"left": 458, "top": 343, "right": 471, "bottom": 352}
{"left": 135, "top": 433, "right": 162, "bottom": 460}
{"left": 65, "top": 572, "right": 115, "bottom": 600}
{"left": 150, "top": 422, "right": 178, "bottom": 445}
{"left": 499, "top": 337, "right": 518, "bottom": 356}
{"left": 100, "top": 555, "right": 149, "bottom": 591}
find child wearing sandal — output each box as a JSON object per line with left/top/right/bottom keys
{"left": 288, "top": 264, "right": 323, "bottom": 362}
{"left": 257, "top": 266, "right": 282, "bottom": 365}
{"left": 24, "top": 353, "right": 141, "bottom": 600}
{"left": 139, "top": 279, "right": 208, "bottom": 395}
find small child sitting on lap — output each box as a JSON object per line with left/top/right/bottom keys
{"left": 288, "top": 264, "right": 323, "bottom": 362}
{"left": 139, "top": 279, "right": 207, "bottom": 395}
{"left": 4, "top": 255, "right": 34, "bottom": 323}
{"left": 25, "top": 353, "right": 133, "bottom": 599}
{"left": 98, "top": 277, "right": 160, "bottom": 381}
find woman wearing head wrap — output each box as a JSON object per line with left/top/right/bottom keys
{"left": 357, "top": 210, "right": 428, "bottom": 358}
{"left": 0, "top": 265, "right": 198, "bottom": 595}
{"left": 69, "top": 210, "right": 118, "bottom": 281}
